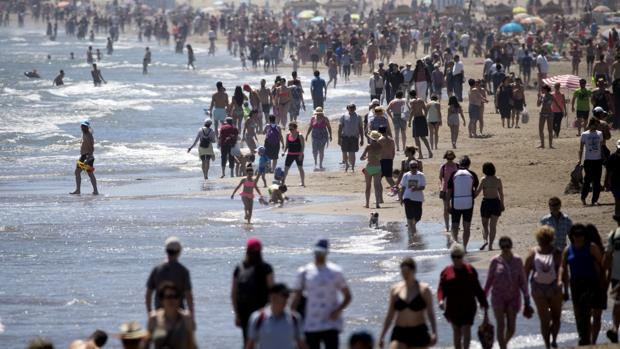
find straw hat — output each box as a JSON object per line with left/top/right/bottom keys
{"left": 368, "top": 130, "right": 381, "bottom": 141}
{"left": 117, "top": 321, "right": 148, "bottom": 340}
{"left": 314, "top": 107, "right": 324, "bottom": 115}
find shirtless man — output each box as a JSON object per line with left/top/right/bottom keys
{"left": 467, "top": 79, "right": 488, "bottom": 138}
{"left": 408, "top": 90, "right": 432, "bottom": 159}
{"left": 209, "top": 81, "right": 229, "bottom": 136}
{"left": 367, "top": 41, "right": 378, "bottom": 73}
{"left": 275, "top": 78, "right": 292, "bottom": 127}
{"left": 244, "top": 84, "right": 262, "bottom": 129}
{"left": 91, "top": 64, "right": 106, "bottom": 87}
{"left": 386, "top": 90, "right": 408, "bottom": 151}
{"left": 71, "top": 121, "right": 99, "bottom": 195}
{"left": 593, "top": 55, "right": 610, "bottom": 82}
{"left": 258, "top": 79, "right": 272, "bottom": 127}
{"left": 511, "top": 78, "right": 526, "bottom": 129}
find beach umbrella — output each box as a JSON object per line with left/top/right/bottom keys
{"left": 350, "top": 13, "right": 360, "bottom": 21}
{"left": 512, "top": 6, "right": 527, "bottom": 14}
{"left": 514, "top": 13, "right": 529, "bottom": 21}
{"left": 56, "top": 1, "right": 70, "bottom": 8}
{"left": 500, "top": 22, "right": 524, "bottom": 33}
{"left": 593, "top": 5, "right": 611, "bottom": 13}
{"left": 310, "top": 16, "right": 324, "bottom": 23}
{"left": 297, "top": 10, "right": 315, "bottom": 19}
{"left": 542, "top": 75, "right": 585, "bottom": 89}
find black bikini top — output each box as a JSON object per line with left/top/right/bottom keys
{"left": 394, "top": 285, "right": 426, "bottom": 311}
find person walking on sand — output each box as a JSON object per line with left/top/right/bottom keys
{"left": 91, "top": 64, "right": 106, "bottom": 87}
{"left": 537, "top": 85, "right": 555, "bottom": 149}
{"left": 467, "top": 79, "right": 487, "bottom": 138}
{"left": 524, "top": 226, "right": 565, "bottom": 349}
{"left": 475, "top": 162, "right": 504, "bottom": 251}
{"left": 446, "top": 96, "right": 466, "bottom": 149}
{"left": 386, "top": 90, "right": 408, "bottom": 152}
{"left": 408, "top": 90, "right": 432, "bottom": 158}
{"left": 242, "top": 110, "right": 260, "bottom": 153}
{"left": 258, "top": 79, "right": 272, "bottom": 126}
{"left": 579, "top": 118, "right": 604, "bottom": 206}
{"left": 145, "top": 236, "right": 194, "bottom": 318}
{"left": 186, "top": 44, "right": 195, "bottom": 70}
{"left": 306, "top": 107, "right": 332, "bottom": 171}
{"left": 496, "top": 77, "right": 513, "bottom": 128}
{"left": 231, "top": 166, "right": 264, "bottom": 224}
{"left": 282, "top": 122, "right": 306, "bottom": 187}
{"left": 540, "top": 197, "right": 573, "bottom": 252}
{"left": 378, "top": 126, "right": 397, "bottom": 197}
{"left": 71, "top": 121, "right": 99, "bottom": 195}
{"left": 219, "top": 117, "right": 239, "bottom": 178}
{"left": 511, "top": 78, "right": 525, "bottom": 129}
{"left": 361, "top": 131, "right": 383, "bottom": 209}
{"left": 209, "top": 81, "right": 229, "bottom": 136}
{"left": 246, "top": 283, "right": 305, "bottom": 349}
{"left": 551, "top": 82, "right": 567, "bottom": 138}
{"left": 378, "top": 258, "right": 437, "bottom": 349}
{"left": 263, "top": 115, "right": 285, "bottom": 172}
{"left": 187, "top": 119, "right": 216, "bottom": 180}
{"left": 398, "top": 160, "right": 426, "bottom": 240}
{"left": 438, "top": 243, "right": 488, "bottom": 349}
{"left": 571, "top": 79, "right": 592, "bottom": 136}
{"left": 447, "top": 156, "right": 479, "bottom": 251}
{"left": 338, "top": 103, "right": 364, "bottom": 172}
{"left": 426, "top": 94, "right": 442, "bottom": 150}
{"left": 484, "top": 236, "right": 530, "bottom": 349}
{"left": 231, "top": 238, "right": 274, "bottom": 345}
{"left": 438, "top": 150, "right": 458, "bottom": 232}
{"left": 605, "top": 142, "right": 620, "bottom": 216}
{"left": 291, "top": 238, "right": 352, "bottom": 349}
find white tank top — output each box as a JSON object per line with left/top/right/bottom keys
{"left": 452, "top": 169, "right": 474, "bottom": 210}
{"left": 533, "top": 250, "right": 556, "bottom": 285}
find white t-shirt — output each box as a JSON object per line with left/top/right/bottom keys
{"left": 295, "top": 262, "right": 348, "bottom": 333}
{"left": 580, "top": 130, "right": 603, "bottom": 160}
{"left": 536, "top": 55, "right": 549, "bottom": 73}
{"left": 400, "top": 171, "right": 426, "bottom": 202}
{"left": 452, "top": 61, "right": 464, "bottom": 75}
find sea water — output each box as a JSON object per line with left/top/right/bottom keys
{"left": 0, "top": 26, "right": 609, "bottom": 348}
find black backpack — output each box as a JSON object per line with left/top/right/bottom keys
{"left": 199, "top": 128, "right": 212, "bottom": 148}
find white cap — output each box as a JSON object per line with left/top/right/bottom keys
{"left": 593, "top": 106, "right": 606, "bottom": 114}
{"left": 165, "top": 236, "right": 182, "bottom": 253}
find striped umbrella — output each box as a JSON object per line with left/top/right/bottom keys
{"left": 542, "top": 75, "right": 586, "bottom": 89}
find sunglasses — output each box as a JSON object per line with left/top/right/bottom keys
{"left": 163, "top": 293, "right": 180, "bottom": 300}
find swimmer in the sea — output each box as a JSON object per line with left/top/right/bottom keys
{"left": 70, "top": 52, "right": 74, "bottom": 60}
{"left": 91, "top": 64, "right": 106, "bottom": 86}
{"left": 71, "top": 120, "right": 99, "bottom": 195}
{"left": 86, "top": 46, "right": 94, "bottom": 64}
{"left": 53, "top": 70, "right": 64, "bottom": 86}
{"left": 24, "top": 69, "right": 40, "bottom": 78}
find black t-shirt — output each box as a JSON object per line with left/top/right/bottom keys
{"left": 233, "top": 261, "right": 273, "bottom": 312}
{"left": 607, "top": 152, "right": 620, "bottom": 190}
{"left": 146, "top": 260, "right": 192, "bottom": 309}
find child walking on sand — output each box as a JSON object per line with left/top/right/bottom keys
{"left": 231, "top": 167, "right": 263, "bottom": 223}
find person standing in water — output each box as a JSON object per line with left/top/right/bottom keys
{"left": 71, "top": 121, "right": 99, "bottom": 195}
{"left": 187, "top": 119, "right": 216, "bottom": 180}
{"left": 52, "top": 70, "right": 64, "bottom": 86}
{"left": 142, "top": 47, "right": 151, "bottom": 75}
{"left": 91, "top": 64, "right": 106, "bottom": 87}
{"left": 106, "top": 37, "right": 113, "bottom": 55}
{"left": 231, "top": 166, "right": 264, "bottom": 224}
{"left": 209, "top": 81, "right": 229, "bottom": 136}
{"left": 186, "top": 44, "right": 196, "bottom": 70}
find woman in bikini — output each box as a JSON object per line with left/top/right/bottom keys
{"left": 231, "top": 167, "right": 263, "bottom": 223}
{"left": 282, "top": 121, "right": 306, "bottom": 187}
{"left": 242, "top": 109, "right": 260, "bottom": 152}
{"left": 475, "top": 162, "right": 504, "bottom": 251}
{"left": 228, "top": 86, "right": 247, "bottom": 130}
{"left": 361, "top": 131, "right": 383, "bottom": 208}
{"left": 379, "top": 257, "right": 437, "bottom": 349}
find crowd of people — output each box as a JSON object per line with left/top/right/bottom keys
{"left": 9, "top": 0, "right": 620, "bottom": 347}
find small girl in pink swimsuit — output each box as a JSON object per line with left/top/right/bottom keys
{"left": 231, "top": 167, "right": 263, "bottom": 223}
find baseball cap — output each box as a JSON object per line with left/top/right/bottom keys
{"left": 81, "top": 120, "right": 90, "bottom": 127}
{"left": 314, "top": 238, "right": 329, "bottom": 254}
{"left": 216, "top": 81, "right": 225, "bottom": 90}
{"left": 204, "top": 118, "right": 212, "bottom": 126}
{"left": 593, "top": 106, "right": 607, "bottom": 114}
{"left": 165, "top": 236, "right": 182, "bottom": 253}
{"left": 246, "top": 237, "right": 262, "bottom": 252}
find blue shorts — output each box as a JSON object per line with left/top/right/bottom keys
{"left": 213, "top": 107, "right": 227, "bottom": 121}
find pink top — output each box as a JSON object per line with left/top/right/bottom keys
{"left": 551, "top": 92, "right": 566, "bottom": 113}
{"left": 484, "top": 255, "right": 529, "bottom": 310}
{"left": 311, "top": 116, "right": 328, "bottom": 129}
{"left": 439, "top": 162, "right": 458, "bottom": 191}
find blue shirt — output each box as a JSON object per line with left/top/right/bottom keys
{"left": 310, "top": 77, "right": 326, "bottom": 98}
{"left": 540, "top": 212, "right": 573, "bottom": 251}
{"left": 247, "top": 308, "right": 303, "bottom": 349}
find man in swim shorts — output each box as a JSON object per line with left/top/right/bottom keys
{"left": 71, "top": 120, "right": 99, "bottom": 195}
{"left": 210, "top": 81, "right": 229, "bottom": 136}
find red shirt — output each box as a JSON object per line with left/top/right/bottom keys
{"left": 219, "top": 124, "right": 239, "bottom": 146}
